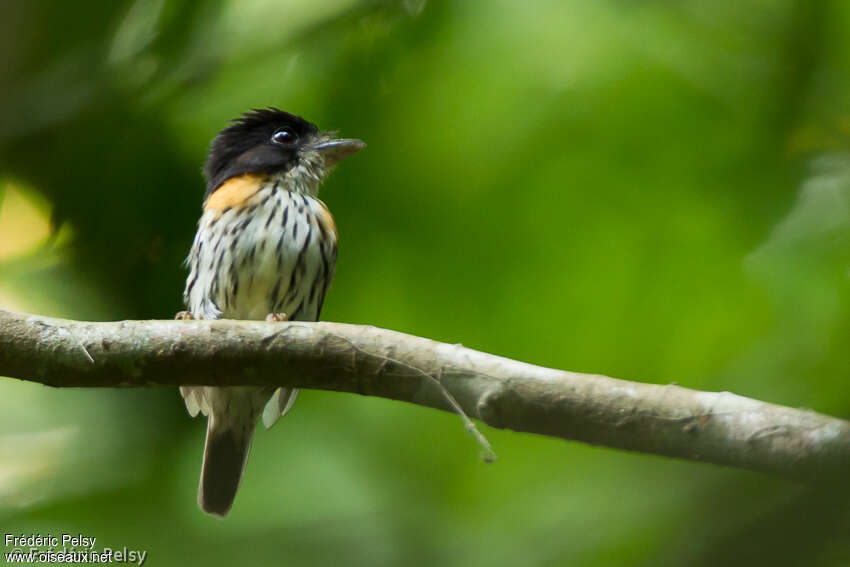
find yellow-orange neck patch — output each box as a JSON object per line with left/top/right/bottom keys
{"left": 204, "top": 173, "right": 267, "bottom": 212}
{"left": 315, "top": 199, "right": 338, "bottom": 241}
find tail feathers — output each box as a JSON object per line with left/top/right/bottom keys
{"left": 199, "top": 416, "right": 255, "bottom": 517}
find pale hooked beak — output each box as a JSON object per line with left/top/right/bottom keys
{"left": 309, "top": 138, "right": 366, "bottom": 166}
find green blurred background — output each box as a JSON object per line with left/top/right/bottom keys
{"left": 1, "top": 0, "right": 849, "bottom": 565}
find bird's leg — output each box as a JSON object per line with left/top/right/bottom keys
{"left": 174, "top": 311, "right": 200, "bottom": 320}
{"left": 265, "top": 312, "right": 288, "bottom": 322}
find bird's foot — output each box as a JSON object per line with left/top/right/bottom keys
{"left": 265, "top": 312, "right": 288, "bottom": 322}
{"left": 174, "top": 311, "right": 199, "bottom": 320}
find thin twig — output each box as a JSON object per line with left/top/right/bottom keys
{"left": 335, "top": 333, "right": 497, "bottom": 462}
{"left": 78, "top": 341, "right": 94, "bottom": 364}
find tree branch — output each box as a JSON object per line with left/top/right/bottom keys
{"left": 1, "top": 309, "right": 848, "bottom": 480}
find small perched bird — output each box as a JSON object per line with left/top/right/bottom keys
{"left": 179, "top": 108, "right": 364, "bottom": 516}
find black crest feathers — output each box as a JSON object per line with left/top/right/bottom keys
{"left": 203, "top": 108, "right": 319, "bottom": 196}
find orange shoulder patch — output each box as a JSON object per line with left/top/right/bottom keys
{"left": 204, "top": 174, "right": 266, "bottom": 212}
{"left": 316, "top": 199, "right": 338, "bottom": 242}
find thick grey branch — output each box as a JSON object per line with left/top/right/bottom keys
{"left": 0, "top": 309, "right": 848, "bottom": 480}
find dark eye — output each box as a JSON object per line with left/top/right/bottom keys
{"left": 271, "top": 128, "right": 297, "bottom": 145}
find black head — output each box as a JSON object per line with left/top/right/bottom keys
{"left": 203, "top": 108, "right": 319, "bottom": 196}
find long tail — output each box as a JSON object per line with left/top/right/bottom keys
{"left": 198, "top": 414, "right": 256, "bottom": 517}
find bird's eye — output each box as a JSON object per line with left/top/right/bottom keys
{"left": 271, "top": 128, "right": 297, "bottom": 145}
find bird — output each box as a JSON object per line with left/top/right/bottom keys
{"left": 177, "top": 108, "right": 364, "bottom": 517}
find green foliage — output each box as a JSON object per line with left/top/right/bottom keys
{"left": 1, "top": 0, "right": 849, "bottom": 565}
